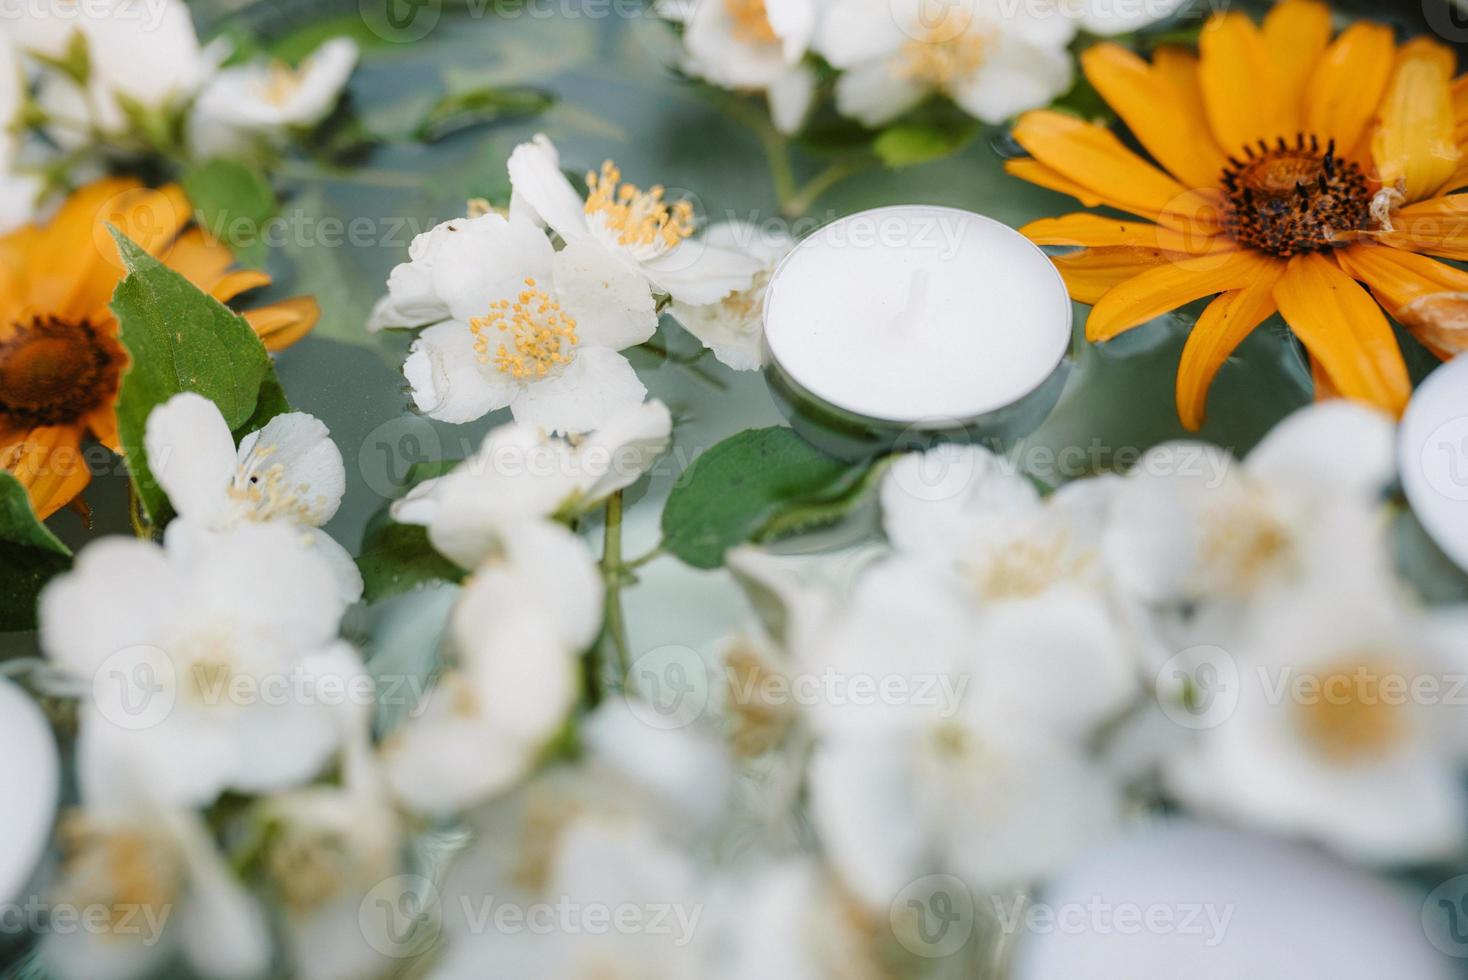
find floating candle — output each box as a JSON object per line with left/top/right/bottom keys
{"left": 1400, "top": 355, "right": 1468, "bottom": 572}
{"left": 762, "top": 206, "right": 1071, "bottom": 457}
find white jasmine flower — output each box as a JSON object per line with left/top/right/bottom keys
{"left": 144, "top": 392, "right": 362, "bottom": 604}
{"left": 430, "top": 818, "right": 712, "bottom": 980}
{"left": 508, "top": 134, "right": 761, "bottom": 305}
{"left": 0, "top": 678, "right": 59, "bottom": 904}
{"left": 814, "top": 0, "right": 1074, "bottom": 127}
{"left": 38, "top": 524, "right": 360, "bottom": 807}
{"left": 366, "top": 215, "right": 463, "bottom": 332}
{"left": 806, "top": 563, "right": 1131, "bottom": 908}
{"left": 1103, "top": 401, "right": 1397, "bottom": 608}
{"left": 22, "top": 0, "right": 218, "bottom": 139}
{"left": 1012, "top": 821, "right": 1456, "bottom": 980}
{"left": 399, "top": 211, "right": 659, "bottom": 432}
{"left": 669, "top": 221, "right": 793, "bottom": 370}
{"left": 1164, "top": 579, "right": 1468, "bottom": 864}
{"left": 880, "top": 443, "right": 1135, "bottom": 672}
{"left": 189, "top": 38, "right": 357, "bottom": 159}
{"left": 392, "top": 399, "right": 673, "bottom": 568}
{"left": 42, "top": 736, "right": 272, "bottom": 980}
{"left": 382, "top": 520, "right": 602, "bottom": 815}
{"left": 679, "top": 0, "right": 819, "bottom": 134}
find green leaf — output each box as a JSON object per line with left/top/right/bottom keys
{"left": 356, "top": 516, "right": 464, "bottom": 604}
{"left": 29, "top": 29, "right": 90, "bottom": 84}
{"left": 109, "top": 229, "right": 277, "bottom": 523}
{"left": 661, "top": 427, "right": 879, "bottom": 569}
{"left": 0, "top": 472, "right": 71, "bottom": 631}
{"left": 182, "top": 159, "right": 279, "bottom": 268}
{"left": 412, "top": 86, "right": 555, "bottom": 143}
{"left": 873, "top": 120, "right": 980, "bottom": 168}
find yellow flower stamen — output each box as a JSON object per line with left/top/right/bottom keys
{"left": 258, "top": 61, "right": 304, "bottom": 107}
{"left": 897, "top": 26, "right": 994, "bottom": 93}
{"left": 1294, "top": 660, "right": 1410, "bottom": 763}
{"left": 964, "top": 530, "right": 1093, "bottom": 602}
{"left": 229, "top": 445, "right": 331, "bottom": 523}
{"left": 470, "top": 277, "right": 579, "bottom": 381}
{"left": 724, "top": 0, "right": 778, "bottom": 44}
{"left": 584, "top": 161, "right": 695, "bottom": 251}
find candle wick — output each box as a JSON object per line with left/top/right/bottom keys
{"left": 900, "top": 268, "right": 931, "bottom": 328}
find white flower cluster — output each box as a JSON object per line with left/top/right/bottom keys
{"left": 663, "top": 0, "right": 1186, "bottom": 133}
{"left": 0, "top": 0, "right": 356, "bottom": 230}
{"left": 371, "top": 134, "right": 793, "bottom": 428}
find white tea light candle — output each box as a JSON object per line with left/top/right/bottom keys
{"left": 761, "top": 206, "right": 1071, "bottom": 456}
{"left": 1400, "top": 355, "right": 1468, "bottom": 572}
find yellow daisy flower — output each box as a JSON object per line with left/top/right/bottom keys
{"left": 1007, "top": 0, "right": 1468, "bottom": 429}
{"left": 0, "top": 178, "right": 319, "bottom": 519}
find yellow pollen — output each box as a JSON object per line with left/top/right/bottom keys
{"left": 258, "top": 61, "right": 304, "bottom": 107}
{"left": 1197, "top": 493, "right": 1291, "bottom": 594}
{"left": 59, "top": 815, "right": 182, "bottom": 934}
{"left": 897, "top": 26, "right": 994, "bottom": 92}
{"left": 230, "top": 447, "right": 330, "bottom": 523}
{"left": 584, "top": 161, "right": 696, "bottom": 250}
{"left": 469, "top": 277, "right": 579, "bottom": 381}
{"left": 967, "top": 531, "right": 1092, "bottom": 601}
{"left": 724, "top": 0, "right": 778, "bottom": 43}
{"left": 1294, "top": 659, "right": 1410, "bottom": 763}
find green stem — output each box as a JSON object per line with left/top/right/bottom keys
{"left": 724, "top": 96, "right": 798, "bottom": 214}
{"left": 624, "top": 544, "right": 663, "bottom": 570}
{"left": 128, "top": 484, "right": 153, "bottom": 541}
{"left": 600, "top": 491, "right": 633, "bottom": 687}
{"left": 783, "top": 157, "right": 876, "bottom": 218}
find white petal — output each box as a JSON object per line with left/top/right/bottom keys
{"left": 457, "top": 606, "right": 578, "bottom": 743}
{"left": 767, "top": 64, "right": 816, "bottom": 134}
{"left": 510, "top": 346, "right": 647, "bottom": 436}
{"left": 950, "top": 37, "right": 1074, "bottom": 124}
{"left": 234, "top": 412, "right": 346, "bottom": 526}
{"left": 144, "top": 392, "right": 237, "bottom": 525}
{"left": 815, "top": 0, "right": 906, "bottom": 67}
{"left": 308, "top": 527, "right": 364, "bottom": 605}
{"left": 175, "top": 814, "right": 274, "bottom": 980}
{"left": 1244, "top": 401, "right": 1395, "bottom": 500}
{"left": 404, "top": 319, "right": 517, "bottom": 424}
{"left": 574, "top": 399, "right": 673, "bottom": 501}
{"left": 834, "top": 58, "right": 928, "bottom": 127}
{"left": 430, "top": 212, "right": 556, "bottom": 322}
{"left": 640, "top": 239, "right": 761, "bottom": 305}
{"left": 456, "top": 519, "right": 605, "bottom": 651}
{"left": 506, "top": 133, "right": 591, "bottom": 240}
{"left": 880, "top": 444, "right": 1038, "bottom": 563}
{"left": 764, "top": 0, "right": 817, "bottom": 59}
{"left": 0, "top": 678, "right": 58, "bottom": 905}
{"left": 683, "top": 0, "right": 788, "bottom": 88}
{"left": 1073, "top": 0, "right": 1186, "bottom": 36}
{"left": 552, "top": 239, "right": 658, "bottom": 350}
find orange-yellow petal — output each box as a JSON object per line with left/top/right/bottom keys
{"left": 1336, "top": 243, "right": 1468, "bottom": 355}
{"left": 1051, "top": 248, "right": 1178, "bottom": 306}
{"left": 1302, "top": 22, "right": 1396, "bottom": 161}
{"left": 1198, "top": 12, "right": 1281, "bottom": 155}
{"left": 1175, "top": 264, "right": 1285, "bottom": 431}
{"left": 1081, "top": 43, "right": 1227, "bottom": 189}
{"left": 244, "top": 296, "right": 320, "bottom": 352}
{"left": 1086, "top": 250, "right": 1278, "bottom": 342}
{"left": 1272, "top": 252, "right": 1410, "bottom": 415}
{"left": 20, "top": 177, "right": 143, "bottom": 319}
{"left": 1372, "top": 38, "right": 1461, "bottom": 203}
{"left": 1022, "top": 214, "right": 1233, "bottom": 256}
{"left": 0, "top": 425, "right": 91, "bottom": 520}
{"left": 1011, "top": 111, "right": 1218, "bottom": 232}
{"left": 1375, "top": 193, "right": 1468, "bottom": 261}
{"left": 1262, "top": 0, "right": 1332, "bottom": 135}
{"left": 1004, "top": 159, "right": 1105, "bottom": 209}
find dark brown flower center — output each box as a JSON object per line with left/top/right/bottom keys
{"left": 0, "top": 316, "right": 125, "bottom": 427}
{"left": 1221, "top": 135, "right": 1371, "bottom": 258}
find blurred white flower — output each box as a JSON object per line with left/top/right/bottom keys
{"left": 1165, "top": 576, "right": 1468, "bottom": 864}
{"left": 190, "top": 39, "right": 357, "bottom": 159}
{"left": 806, "top": 562, "right": 1131, "bottom": 908}
{"left": 397, "top": 210, "right": 658, "bottom": 432}
{"left": 38, "top": 523, "right": 360, "bottom": 807}
{"left": 1011, "top": 820, "right": 1455, "bottom": 980}
{"left": 508, "top": 134, "right": 761, "bottom": 305}
{"left": 382, "top": 520, "right": 601, "bottom": 815}
{"left": 0, "top": 678, "right": 59, "bottom": 904}
{"left": 392, "top": 399, "right": 673, "bottom": 568}
{"left": 677, "top": 0, "right": 818, "bottom": 134}
{"left": 21, "top": 0, "right": 218, "bottom": 139}
{"left": 144, "top": 392, "right": 362, "bottom": 603}
{"left": 814, "top": 0, "right": 1074, "bottom": 126}
{"left": 669, "top": 221, "right": 793, "bottom": 370}
{"left": 880, "top": 443, "right": 1135, "bottom": 671}
{"left": 430, "top": 817, "right": 713, "bottom": 980}
{"left": 43, "top": 735, "right": 271, "bottom": 980}
{"left": 1104, "top": 402, "right": 1397, "bottom": 608}
{"left": 1069, "top": 0, "right": 1187, "bottom": 36}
